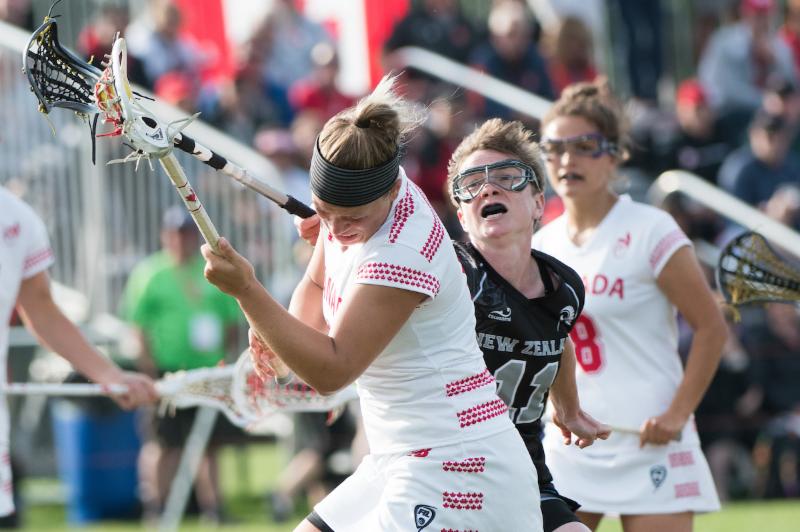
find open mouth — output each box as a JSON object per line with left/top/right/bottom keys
{"left": 481, "top": 203, "right": 508, "bottom": 218}
{"left": 559, "top": 172, "right": 585, "bottom": 182}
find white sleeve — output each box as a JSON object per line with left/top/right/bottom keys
{"left": 21, "top": 202, "right": 54, "bottom": 279}
{"left": 354, "top": 244, "right": 443, "bottom": 299}
{"left": 647, "top": 211, "right": 691, "bottom": 277}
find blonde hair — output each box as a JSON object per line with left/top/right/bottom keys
{"left": 317, "top": 74, "right": 424, "bottom": 170}
{"left": 446, "top": 118, "right": 545, "bottom": 206}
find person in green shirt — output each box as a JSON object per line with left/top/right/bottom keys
{"left": 121, "top": 206, "right": 241, "bottom": 523}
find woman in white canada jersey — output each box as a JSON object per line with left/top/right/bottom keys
{"left": 532, "top": 82, "right": 728, "bottom": 532}
{"left": 203, "top": 75, "right": 541, "bottom": 532}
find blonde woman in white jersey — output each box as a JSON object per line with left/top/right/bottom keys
{"left": 532, "top": 82, "right": 728, "bottom": 532}
{"left": 203, "top": 76, "right": 541, "bottom": 532}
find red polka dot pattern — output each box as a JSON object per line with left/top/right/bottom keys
{"left": 457, "top": 399, "right": 508, "bottom": 428}
{"left": 445, "top": 369, "right": 495, "bottom": 397}
{"left": 356, "top": 262, "right": 441, "bottom": 296}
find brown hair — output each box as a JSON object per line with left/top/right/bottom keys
{"left": 317, "top": 74, "right": 423, "bottom": 170}
{"left": 446, "top": 118, "right": 545, "bottom": 206}
{"left": 542, "top": 80, "right": 630, "bottom": 160}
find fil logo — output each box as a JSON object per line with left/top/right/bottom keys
{"left": 613, "top": 232, "right": 632, "bottom": 257}
{"left": 650, "top": 465, "right": 667, "bottom": 490}
{"left": 488, "top": 307, "right": 512, "bottom": 321}
{"left": 414, "top": 504, "right": 436, "bottom": 531}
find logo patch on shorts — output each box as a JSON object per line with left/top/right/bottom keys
{"left": 414, "top": 504, "right": 436, "bottom": 530}
{"left": 650, "top": 465, "right": 667, "bottom": 490}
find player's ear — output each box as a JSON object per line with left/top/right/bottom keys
{"left": 456, "top": 205, "right": 469, "bottom": 232}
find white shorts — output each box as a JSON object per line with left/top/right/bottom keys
{"left": 543, "top": 425, "right": 720, "bottom": 515}
{"left": 313, "top": 428, "right": 543, "bottom": 531}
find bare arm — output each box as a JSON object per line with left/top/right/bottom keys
{"left": 249, "top": 232, "right": 328, "bottom": 380}
{"left": 641, "top": 246, "right": 727, "bottom": 446}
{"left": 16, "top": 271, "right": 158, "bottom": 408}
{"left": 204, "top": 239, "right": 425, "bottom": 393}
{"left": 549, "top": 338, "right": 610, "bottom": 447}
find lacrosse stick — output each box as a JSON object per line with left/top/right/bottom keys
{"left": 23, "top": 16, "right": 300, "bottom": 380}
{"left": 23, "top": 17, "right": 315, "bottom": 219}
{"left": 716, "top": 231, "right": 800, "bottom": 307}
{"left": 0, "top": 354, "right": 358, "bottom": 430}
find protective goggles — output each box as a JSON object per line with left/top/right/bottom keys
{"left": 452, "top": 159, "right": 539, "bottom": 203}
{"left": 539, "top": 133, "right": 618, "bottom": 160}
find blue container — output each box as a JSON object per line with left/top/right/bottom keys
{"left": 50, "top": 400, "right": 142, "bottom": 524}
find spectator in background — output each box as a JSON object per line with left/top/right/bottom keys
{"left": 612, "top": 0, "right": 663, "bottom": 104}
{"left": 289, "top": 43, "right": 356, "bottom": 121}
{"left": 383, "top": 0, "right": 479, "bottom": 73}
{"left": 402, "top": 94, "right": 471, "bottom": 237}
{"left": 718, "top": 110, "right": 800, "bottom": 215}
{"left": 77, "top": 5, "right": 148, "bottom": 87}
{"left": 198, "top": 38, "right": 293, "bottom": 143}
{"left": 154, "top": 71, "right": 197, "bottom": 113}
{"left": 470, "top": 1, "right": 554, "bottom": 124}
{"left": 738, "top": 300, "right": 800, "bottom": 498}
{"left": 546, "top": 16, "right": 599, "bottom": 97}
{"left": 126, "top": 0, "right": 207, "bottom": 90}
{"left": 257, "top": 0, "right": 332, "bottom": 92}
{"left": 779, "top": 0, "right": 800, "bottom": 74}
{"left": 628, "top": 79, "right": 735, "bottom": 183}
{"left": 121, "top": 206, "right": 242, "bottom": 524}
{"left": 699, "top": 0, "right": 797, "bottom": 118}
{"left": 762, "top": 74, "right": 800, "bottom": 155}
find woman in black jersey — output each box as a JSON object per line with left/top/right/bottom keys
{"left": 293, "top": 118, "right": 610, "bottom": 531}
{"left": 446, "top": 118, "right": 610, "bottom": 532}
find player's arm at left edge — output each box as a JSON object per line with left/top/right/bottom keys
{"left": 549, "top": 338, "right": 610, "bottom": 448}
{"left": 647, "top": 246, "right": 727, "bottom": 445}
{"left": 15, "top": 270, "right": 159, "bottom": 409}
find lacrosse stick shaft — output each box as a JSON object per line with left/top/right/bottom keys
{"left": 1, "top": 383, "right": 127, "bottom": 396}
{"left": 158, "top": 152, "right": 220, "bottom": 253}
{"left": 172, "top": 133, "right": 316, "bottom": 219}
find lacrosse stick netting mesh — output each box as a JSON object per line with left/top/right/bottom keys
{"left": 24, "top": 20, "right": 101, "bottom": 114}
{"left": 717, "top": 232, "right": 800, "bottom": 306}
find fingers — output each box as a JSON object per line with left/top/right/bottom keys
{"left": 111, "top": 373, "right": 159, "bottom": 410}
{"left": 249, "top": 348, "right": 276, "bottom": 381}
{"left": 294, "top": 214, "right": 321, "bottom": 245}
{"left": 639, "top": 418, "right": 678, "bottom": 448}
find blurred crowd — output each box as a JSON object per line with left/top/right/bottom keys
{"left": 4, "top": 0, "right": 800, "bottom": 523}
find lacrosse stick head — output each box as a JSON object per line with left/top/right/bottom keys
{"left": 23, "top": 17, "right": 172, "bottom": 159}
{"left": 155, "top": 352, "right": 358, "bottom": 431}
{"left": 24, "top": 19, "right": 102, "bottom": 115}
{"left": 716, "top": 231, "right": 800, "bottom": 306}
{"left": 105, "top": 37, "right": 171, "bottom": 157}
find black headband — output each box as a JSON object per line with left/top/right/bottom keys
{"left": 310, "top": 139, "right": 400, "bottom": 207}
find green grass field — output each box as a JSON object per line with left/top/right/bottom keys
{"left": 17, "top": 443, "right": 800, "bottom": 531}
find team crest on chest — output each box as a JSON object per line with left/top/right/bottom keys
{"left": 613, "top": 232, "right": 631, "bottom": 257}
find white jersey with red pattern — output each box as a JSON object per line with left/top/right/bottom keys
{"left": 321, "top": 170, "right": 513, "bottom": 455}
{"left": 533, "top": 195, "right": 695, "bottom": 446}
{"left": 0, "top": 187, "right": 54, "bottom": 516}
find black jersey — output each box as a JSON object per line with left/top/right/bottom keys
{"left": 454, "top": 241, "right": 585, "bottom": 485}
